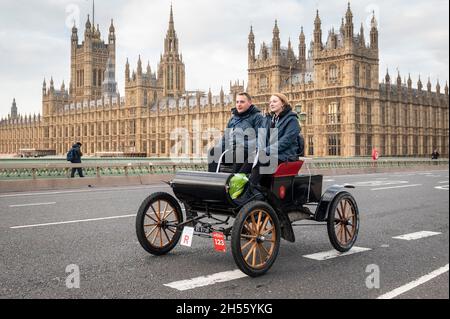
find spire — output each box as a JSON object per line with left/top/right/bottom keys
{"left": 417, "top": 75, "right": 423, "bottom": 91}
{"left": 164, "top": 4, "right": 179, "bottom": 54}
{"left": 397, "top": 70, "right": 402, "bottom": 87}
{"left": 299, "top": 26, "right": 306, "bottom": 70}
{"left": 370, "top": 11, "right": 378, "bottom": 49}
{"left": 300, "top": 26, "right": 305, "bottom": 40}
{"left": 359, "top": 23, "right": 365, "bottom": 46}
{"left": 344, "top": 2, "right": 354, "bottom": 40}
{"left": 220, "top": 86, "right": 224, "bottom": 104}
{"left": 170, "top": 3, "right": 174, "bottom": 25}
{"left": 95, "top": 24, "right": 101, "bottom": 38}
{"left": 92, "top": 0, "right": 95, "bottom": 30}
{"left": 109, "top": 19, "right": 116, "bottom": 44}
{"left": 248, "top": 25, "right": 255, "bottom": 64}
{"left": 272, "top": 20, "right": 281, "bottom": 56}
{"left": 371, "top": 10, "right": 378, "bottom": 29}
{"left": 85, "top": 14, "right": 91, "bottom": 31}
{"left": 427, "top": 77, "right": 432, "bottom": 92}
{"left": 314, "top": 10, "right": 321, "bottom": 28}
{"left": 147, "top": 61, "right": 151, "bottom": 74}
{"left": 109, "top": 19, "right": 115, "bottom": 33}
{"left": 445, "top": 81, "right": 448, "bottom": 96}
{"left": 407, "top": 73, "right": 412, "bottom": 89}
{"left": 11, "top": 98, "right": 18, "bottom": 119}
{"left": 436, "top": 79, "right": 441, "bottom": 94}
{"left": 125, "top": 58, "right": 130, "bottom": 81}
{"left": 273, "top": 19, "right": 280, "bottom": 36}
{"left": 314, "top": 10, "right": 322, "bottom": 51}
{"left": 72, "top": 20, "right": 78, "bottom": 38}
{"left": 385, "top": 68, "right": 390, "bottom": 83}
{"left": 248, "top": 25, "right": 254, "bottom": 41}
{"left": 345, "top": 2, "right": 353, "bottom": 21}
{"left": 137, "top": 55, "right": 142, "bottom": 76}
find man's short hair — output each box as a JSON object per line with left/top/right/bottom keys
{"left": 237, "top": 92, "right": 252, "bottom": 101}
{"left": 76, "top": 142, "right": 82, "bottom": 146}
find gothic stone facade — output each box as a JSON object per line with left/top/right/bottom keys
{"left": 1, "top": 5, "right": 448, "bottom": 158}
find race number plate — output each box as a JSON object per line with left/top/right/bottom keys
{"left": 212, "top": 232, "right": 226, "bottom": 252}
{"left": 180, "top": 226, "right": 194, "bottom": 247}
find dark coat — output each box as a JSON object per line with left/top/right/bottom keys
{"left": 263, "top": 106, "right": 302, "bottom": 162}
{"left": 70, "top": 144, "right": 83, "bottom": 163}
{"left": 220, "top": 105, "right": 264, "bottom": 154}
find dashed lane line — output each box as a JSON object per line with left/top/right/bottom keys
{"left": 371, "top": 184, "right": 421, "bottom": 191}
{"left": 164, "top": 269, "right": 248, "bottom": 291}
{"left": 302, "top": 246, "right": 372, "bottom": 261}
{"left": 10, "top": 214, "right": 135, "bottom": 229}
{"left": 392, "top": 231, "right": 442, "bottom": 241}
{"left": 377, "top": 264, "right": 449, "bottom": 299}
{"left": 9, "top": 202, "right": 56, "bottom": 208}
{"left": 0, "top": 185, "right": 167, "bottom": 198}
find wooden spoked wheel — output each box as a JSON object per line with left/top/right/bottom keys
{"left": 136, "top": 192, "right": 183, "bottom": 255}
{"left": 232, "top": 201, "right": 280, "bottom": 277}
{"left": 327, "top": 192, "right": 360, "bottom": 252}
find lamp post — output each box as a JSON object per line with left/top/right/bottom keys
{"left": 295, "top": 104, "right": 307, "bottom": 130}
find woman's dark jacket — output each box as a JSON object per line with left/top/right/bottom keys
{"left": 262, "top": 106, "right": 302, "bottom": 162}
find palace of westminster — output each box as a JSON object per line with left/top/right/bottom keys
{"left": 0, "top": 4, "right": 448, "bottom": 158}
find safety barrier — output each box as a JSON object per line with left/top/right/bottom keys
{"left": 0, "top": 158, "right": 446, "bottom": 180}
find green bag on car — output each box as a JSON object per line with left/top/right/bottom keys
{"left": 228, "top": 173, "right": 249, "bottom": 199}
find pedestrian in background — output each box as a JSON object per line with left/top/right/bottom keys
{"left": 67, "top": 142, "right": 84, "bottom": 178}
{"left": 431, "top": 149, "right": 440, "bottom": 160}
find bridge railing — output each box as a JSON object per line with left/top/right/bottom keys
{"left": 0, "top": 158, "right": 447, "bottom": 180}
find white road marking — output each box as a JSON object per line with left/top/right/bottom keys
{"left": 377, "top": 264, "right": 449, "bottom": 299}
{"left": 10, "top": 214, "right": 135, "bottom": 229}
{"left": 164, "top": 269, "right": 248, "bottom": 291}
{"left": 438, "top": 181, "right": 449, "bottom": 183}
{"left": 354, "top": 180, "right": 409, "bottom": 187}
{"left": 0, "top": 185, "right": 167, "bottom": 198}
{"left": 9, "top": 202, "right": 56, "bottom": 208}
{"left": 392, "top": 231, "right": 441, "bottom": 241}
{"left": 302, "top": 246, "right": 372, "bottom": 261}
{"left": 323, "top": 179, "right": 335, "bottom": 182}
{"left": 371, "top": 184, "right": 421, "bottom": 191}
{"left": 435, "top": 185, "right": 449, "bottom": 191}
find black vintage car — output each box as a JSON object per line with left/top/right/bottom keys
{"left": 136, "top": 159, "right": 360, "bottom": 277}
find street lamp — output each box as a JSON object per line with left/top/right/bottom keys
{"left": 295, "top": 104, "right": 307, "bottom": 127}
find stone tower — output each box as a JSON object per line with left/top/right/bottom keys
{"left": 158, "top": 5, "right": 186, "bottom": 97}
{"left": 10, "top": 98, "right": 18, "bottom": 119}
{"left": 312, "top": 4, "right": 380, "bottom": 156}
{"left": 247, "top": 20, "right": 302, "bottom": 103}
{"left": 69, "top": 13, "right": 116, "bottom": 102}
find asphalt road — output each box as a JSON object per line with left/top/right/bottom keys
{"left": 1, "top": 169, "right": 448, "bottom": 300}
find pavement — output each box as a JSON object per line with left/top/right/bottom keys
{"left": 0, "top": 169, "right": 448, "bottom": 300}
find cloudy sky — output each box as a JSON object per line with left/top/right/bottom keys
{"left": 0, "top": 0, "right": 448, "bottom": 117}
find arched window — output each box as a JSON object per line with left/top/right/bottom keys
{"left": 259, "top": 75, "right": 268, "bottom": 90}
{"left": 354, "top": 65, "right": 360, "bottom": 86}
{"left": 143, "top": 90, "right": 148, "bottom": 106}
{"left": 327, "top": 102, "right": 339, "bottom": 124}
{"left": 366, "top": 66, "right": 371, "bottom": 89}
{"left": 329, "top": 64, "right": 338, "bottom": 82}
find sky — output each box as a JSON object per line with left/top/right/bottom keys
{"left": 0, "top": 0, "right": 448, "bottom": 118}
